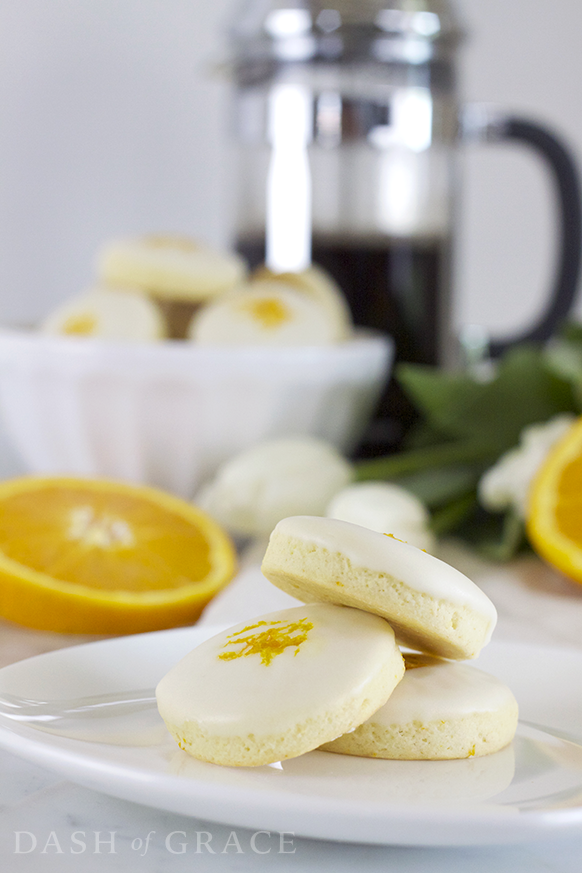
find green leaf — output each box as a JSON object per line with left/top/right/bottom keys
{"left": 544, "top": 335, "right": 582, "bottom": 411}
{"left": 559, "top": 322, "right": 582, "bottom": 344}
{"left": 391, "top": 464, "right": 484, "bottom": 509}
{"left": 430, "top": 492, "right": 477, "bottom": 537}
{"left": 397, "top": 344, "right": 577, "bottom": 453}
{"left": 446, "top": 503, "right": 526, "bottom": 561}
{"left": 354, "top": 337, "right": 582, "bottom": 561}
{"left": 544, "top": 340, "right": 582, "bottom": 386}
{"left": 474, "top": 511, "right": 526, "bottom": 562}
{"left": 354, "top": 439, "right": 497, "bottom": 482}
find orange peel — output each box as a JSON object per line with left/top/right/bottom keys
{"left": 527, "top": 416, "right": 582, "bottom": 583}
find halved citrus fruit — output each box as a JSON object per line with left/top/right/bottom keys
{"left": 527, "top": 416, "right": 582, "bottom": 582}
{"left": 0, "top": 476, "right": 236, "bottom": 634}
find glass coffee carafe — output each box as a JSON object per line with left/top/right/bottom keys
{"left": 226, "top": 0, "right": 581, "bottom": 451}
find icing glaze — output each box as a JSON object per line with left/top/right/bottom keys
{"left": 190, "top": 285, "right": 345, "bottom": 346}
{"left": 269, "top": 516, "right": 497, "bottom": 633}
{"left": 156, "top": 603, "right": 402, "bottom": 738}
{"left": 98, "top": 236, "right": 246, "bottom": 300}
{"left": 371, "top": 656, "right": 517, "bottom": 725}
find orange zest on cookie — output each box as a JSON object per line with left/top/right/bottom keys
{"left": 383, "top": 532, "right": 407, "bottom": 544}
{"left": 383, "top": 532, "right": 427, "bottom": 552}
{"left": 218, "top": 618, "right": 314, "bottom": 666}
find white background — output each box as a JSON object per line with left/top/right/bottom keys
{"left": 0, "top": 0, "right": 580, "bottom": 344}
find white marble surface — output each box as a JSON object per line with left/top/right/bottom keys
{"left": 2, "top": 451, "right": 582, "bottom": 869}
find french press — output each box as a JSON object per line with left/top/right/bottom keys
{"left": 226, "top": 0, "right": 581, "bottom": 450}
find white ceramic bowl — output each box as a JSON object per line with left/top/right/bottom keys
{"left": 0, "top": 328, "right": 393, "bottom": 498}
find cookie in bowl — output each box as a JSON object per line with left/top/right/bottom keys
{"left": 97, "top": 235, "right": 247, "bottom": 337}
{"left": 250, "top": 264, "right": 353, "bottom": 342}
{"left": 40, "top": 286, "right": 166, "bottom": 341}
{"left": 188, "top": 281, "right": 349, "bottom": 346}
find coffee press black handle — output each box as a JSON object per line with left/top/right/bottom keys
{"left": 463, "top": 108, "right": 582, "bottom": 358}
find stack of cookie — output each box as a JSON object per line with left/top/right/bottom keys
{"left": 97, "top": 235, "right": 248, "bottom": 339}
{"left": 156, "top": 516, "right": 518, "bottom": 768}
{"left": 41, "top": 235, "right": 353, "bottom": 345}
{"left": 41, "top": 235, "right": 247, "bottom": 341}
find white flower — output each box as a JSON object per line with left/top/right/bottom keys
{"left": 196, "top": 436, "right": 353, "bottom": 537}
{"left": 326, "top": 481, "right": 435, "bottom": 552}
{"left": 478, "top": 414, "right": 575, "bottom": 519}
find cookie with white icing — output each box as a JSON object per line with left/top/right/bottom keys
{"left": 156, "top": 602, "right": 405, "bottom": 767}
{"left": 97, "top": 235, "right": 247, "bottom": 303}
{"left": 40, "top": 286, "right": 166, "bottom": 341}
{"left": 188, "top": 282, "right": 346, "bottom": 346}
{"left": 261, "top": 516, "right": 497, "bottom": 660}
{"left": 321, "top": 653, "right": 519, "bottom": 759}
{"left": 251, "top": 264, "right": 353, "bottom": 340}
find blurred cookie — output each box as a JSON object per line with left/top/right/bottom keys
{"left": 252, "top": 264, "right": 352, "bottom": 340}
{"left": 326, "top": 481, "right": 435, "bottom": 552}
{"left": 261, "top": 516, "right": 497, "bottom": 660}
{"left": 40, "top": 286, "right": 166, "bottom": 341}
{"left": 188, "top": 282, "right": 347, "bottom": 346}
{"left": 321, "top": 653, "right": 519, "bottom": 759}
{"left": 97, "top": 235, "right": 247, "bottom": 303}
{"left": 156, "top": 602, "right": 405, "bottom": 767}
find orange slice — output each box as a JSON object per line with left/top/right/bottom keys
{"left": 0, "top": 476, "right": 236, "bottom": 634}
{"left": 527, "top": 416, "right": 582, "bottom": 582}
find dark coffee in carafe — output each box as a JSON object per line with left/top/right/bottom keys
{"left": 237, "top": 230, "right": 452, "bottom": 450}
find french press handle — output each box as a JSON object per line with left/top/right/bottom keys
{"left": 462, "top": 106, "right": 582, "bottom": 358}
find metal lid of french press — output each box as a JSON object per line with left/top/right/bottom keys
{"left": 228, "top": 0, "right": 464, "bottom": 74}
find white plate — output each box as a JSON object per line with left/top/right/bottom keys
{"left": 0, "top": 629, "right": 582, "bottom": 847}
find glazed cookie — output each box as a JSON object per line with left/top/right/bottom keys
{"left": 188, "top": 282, "right": 346, "bottom": 346}
{"left": 261, "top": 516, "right": 497, "bottom": 659}
{"left": 321, "top": 653, "right": 519, "bottom": 759}
{"left": 97, "top": 235, "right": 246, "bottom": 303}
{"left": 40, "top": 286, "right": 166, "bottom": 341}
{"left": 156, "top": 603, "right": 405, "bottom": 767}
{"left": 251, "top": 265, "right": 353, "bottom": 340}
